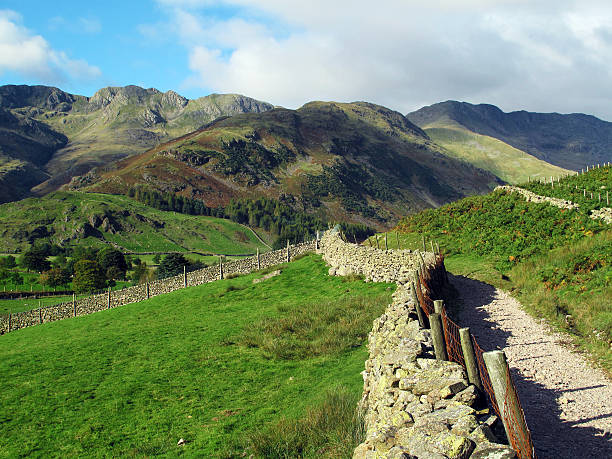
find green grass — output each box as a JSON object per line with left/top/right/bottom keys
{"left": 0, "top": 191, "right": 268, "bottom": 254}
{"left": 390, "top": 188, "right": 611, "bottom": 374}
{"left": 0, "top": 254, "right": 392, "bottom": 458}
{"left": 423, "top": 123, "right": 570, "bottom": 184}
{"left": 520, "top": 165, "right": 611, "bottom": 213}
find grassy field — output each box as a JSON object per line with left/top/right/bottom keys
{"left": 0, "top": 191, "right": 268, "bottom": 254}
{"left": 388, "top": 188, "right": 611, "bottom": 374}
{"left": 0, "top": 254, "right": 392, "bottom": 458}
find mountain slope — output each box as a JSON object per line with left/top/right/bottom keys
{"left": 407, "top": 101, "right": 612, "bottom": 171}
{"left": 0, "top": 85, "right": 273, "bottom": 202}
{"left": 78, "top": 101, "right": 502, "bottom": 228}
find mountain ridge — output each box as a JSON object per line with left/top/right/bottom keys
{"left": 0, "top": 84, "right": 274, "bottom": 202}
{"left": 407, "top": 100, "right": 612, "bottom": 171}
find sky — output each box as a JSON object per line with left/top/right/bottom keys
{"left": 1, "top": 0, "right": 612, "bottom": 120}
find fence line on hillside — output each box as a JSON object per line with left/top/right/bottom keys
{"left": 0, "top": 240, "right": 318, "bottom": 335}
{"left": 415, "top": 252, "right": 535, "bottom": 459}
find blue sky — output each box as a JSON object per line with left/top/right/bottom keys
{"left": 2, "top": 1, "right": 612, "bottom": 120}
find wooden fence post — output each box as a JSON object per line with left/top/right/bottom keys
{"left": 219, "top": 256, "right": 224, "bottom": 280}
{"left": 8, "top": 312, "right": 11, "bottom": 332}
{"left": 39, "top": 308, "right": 42, "bottom": 324}
{"left": 256, "top": 247, "right": 261, "bottom": 269}
{"left": 429, "top": 313, "right": 447, "bottom": 361}
{"left": 183, "top": 265, "right": 187, "bottom": 288}
{"left": 410, "top": 281, "right": 427, "bottom": 329}
{"left": 107, "top": 287, "right": 111, "bottom": 309}
{"left": 483, "top": 350, "right": 532, "bottom": 454}
{"left": 73, "top": 293, "right": 76, "bottom": 316}
{"left": 433, "top": 300, "right": 444, "bottom": 314}
{"left": 459, "top": 328, "right": 482, "bottom": 391}
{"left": 286, "top": 239, "right": 290, "bottom": 262}
{"left": 146, "top": 282, "right": 150, "bottom": 299}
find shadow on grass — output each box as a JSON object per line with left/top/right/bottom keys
{"left": 448, "top": 274, "right": 612, "bottom": 459}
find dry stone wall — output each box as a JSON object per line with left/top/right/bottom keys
{"left": 319, "top": 231, "right": 516, "bottom": 458}
{"left": 0, "top": 241, "right": 315, "bottom": 334}
{"left": 497, "top": 185, "right": 612, "bottom": 224}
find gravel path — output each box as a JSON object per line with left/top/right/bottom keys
{"left": 451, "top": 274, "right": 612, "bottom": 459}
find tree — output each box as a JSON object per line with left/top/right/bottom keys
{"left": 21, "top": 247, "right": 51, "bottom": 273}
{"left": 73, "top": 260, "right": 107, "bottom": 293}
{"left": 41, "top": 267, "right": 71, "bottom": 289}
{"left": 131, "top": 262, "right": 153, "bottom": 284}
{"left": 157, "top": 253, "right": 189, "bottom": 279}
{"left": 0, "top": 256, "right": 16, "bottom": 269}
{"left": 97, "top": 248, "right": 128, "bottom": 280}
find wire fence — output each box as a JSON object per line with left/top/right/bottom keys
{"left": 415, "top": 252, "right": 535, "bottom": 459}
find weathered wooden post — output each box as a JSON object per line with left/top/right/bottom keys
{"left": 384, "top": 233, "right": 388, "bottom": 251}
{"left": 107, "top": 287, "right": 111, "bottom": 309}
{"left": 433, "top": 299, "right": 444, "bottom": 314}
{"left": 8, "top": 312, "right": 11, "bottom": 332}
{"left": 435, "top": 242, "right": 440, "bottom": 256}
{"left": 183, "top": 265, "right": 187, "bottom": 288}
{"left": 146, "top": 282, "right": 150, "bottom": 299}
{"left": 410, "top": 280, "right": 427, "bottom": 329}
{"left": 219, "top": 256, "right": 224, "bottom": 280}
{"left": 429, "top": 313, "right": 447, "bottom": 361}
{"left": 483, "top": 350, "right": 532, "bottom": 454}
{"left": 39, "top": 308, "right": 42, "bottom": 324}
{"left": 73, "top": 293, "right": 76, "bottom": 316}
{"left": 459, "top": 328, "right": 482, "bottom": 391}
{"left": 286, "top": 239, "right": 290, "bottom": 262}
{"left": 256, "top": 247, "right": 261, "bottom": 269}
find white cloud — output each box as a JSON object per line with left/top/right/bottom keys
{"left": 0, "top": 10, "right": 101, "bottom": 83}
{"left": 154, "top": 1, "right": 612, "bottom": 119}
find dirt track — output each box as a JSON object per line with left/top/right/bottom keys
{"left": 451, "top": 274, "right": 612, "bottom": 459}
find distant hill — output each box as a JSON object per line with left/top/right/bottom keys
{"left": 0, "top": 84, "right": 273, "bottom": 202}
{"left": 0, "top": 191, "right": 268, "bottom": 254}
{"left": 76, "top": 101, "right": 502, "bottom": 229}
{"left": 407, "top": 101, "right": 612, "bottom": 173}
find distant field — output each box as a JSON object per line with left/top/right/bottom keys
{"left": 0, "top": 255, "right": 392, "bottom": 457}
{"left": 0, "top": 191, "right": 269, "bottom": 254}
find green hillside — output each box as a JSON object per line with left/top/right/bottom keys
{"left": 0, "top": 255, "right": 391, "bottom": 458}
{"left": 422, "top": 120, "right": 570, "bottom": 183}
{"left": 391, "top": 187, "right": 611, "bottom": 373}
{"left": 0, "top": 191, "right": 267, "bottom": 254}
{"left": 519, "top": 165, "right": 611, "bottom": 213}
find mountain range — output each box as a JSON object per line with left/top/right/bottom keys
{"left": 0, "top": 84, "right": 273, "bottom": 202}
{"left": 2, "top": 84, "right": 612, "bottom": 227}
